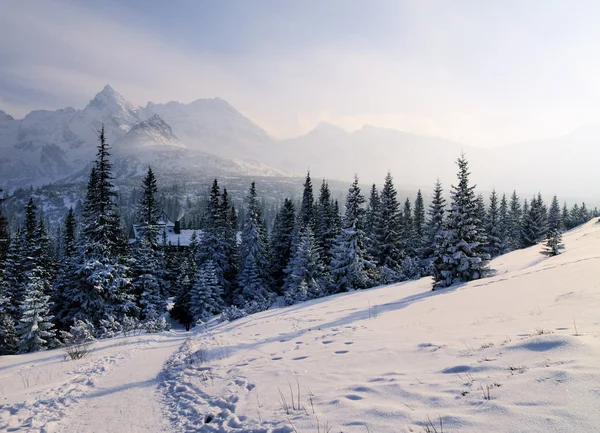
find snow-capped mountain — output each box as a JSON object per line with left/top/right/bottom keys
{"left": 0, "top": 86, "right": 284, "bottom": 190}
{"left": 141, "top": 97, "right": 274, "bottom": 160}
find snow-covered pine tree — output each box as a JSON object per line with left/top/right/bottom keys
{"left": 235, "top": 182, "right": 274, "bottom": 311}
{"left": 329, "top": 176, "right": 376, "bottom": 292}
{"left": 190, "top": 260, "right": 224, "bottom": 323}
{"left": 1, "top": 230, "right": 26, "bottom": 322}
{"left": 424, "top": 180, "right": 446, "bottom": 280}
{"left": 131, "top": 235, "right": 167, "bottom": 332}
{"left": 562, "top": 202, "right": 570, "bottom": 230}
{"left": 506, "top": 191, "right": 522, "bottom": 251}
{"left": 413, "top": 189, "right": 426, "bottom": 256}
{"left": 269, "top": 198, "right": 296, "bottom": 292}
{"left": 498, "top": 193, "right": 510, "bottom": 255}
{"left": 542, "top": 195, "right": 563, "bottom": 257}
{"left": 0, "top": 187, "right": 9, "bottom": 269}
{"left": 139, "top": 167, "right": 160, "bottom": 247}
{"left": 17, "top": 266, "right": 56, "bottom": 353}
{"left": 283, "top": 227, "right": 325, "bottom": 303}
{"left": 64, "top": 127, "right": 135, "bottom": 336}
{"left": 0, "top": 296, "right": 18, "bottom": 354}
{"left": 372, "top": 172, "right": 403, "bottom": 282}
{"left": 521, "top": 194, "right": 548, "bottom": 248}
{"left": 197, "top": 179, "right": 228, "bottom": 291}
{"left": 298, "top": 172, "right": 315, "bottom": 232}
{"left": 484, "top": 190, "right": 505, "bottom": 258}
{"left": 220, "top": 188, "right": 238, "bottom": 300}
{"left": 170, "top": 232, "right": 198, "bottom": 327}
{"left": 366, "top": 184, "right": 381, "bottom": 239}
{"left": 433, "top": 154, "right": 489, "bottom": 289}
{"left": 314, "top": 180, "right": 339, "bottom": 265}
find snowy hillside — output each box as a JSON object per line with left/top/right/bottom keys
{"left": 3, "top": 219, "right": 600, "bottom": 432}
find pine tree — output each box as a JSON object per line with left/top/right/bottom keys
{"left": 484, "top": 190, "right": 504, "bottom": 258}
{"left": 521, "top": 194, "right": 548, "bottom": 248}
{"left": 542, "top": 195, "right": 563, "bottom": 257}
{"left": 284, "top": 227, "right": 325, "bottom": 303}
{"left": 269, "top": 199, "right": 296, "bottom": 291}
{"left": 366, "top": 184, "right": 381, "bottom": 238}
{"left": 139, "top": 167, "right": 160, "bottom": 246}
{"left": 52, "top": 209, "right": 79, "bottom": 331}
{"left": 198, "top": 179, "right": 228, "bottom": 291}
{"left": 506, "top": 191, "right": 522, "bottom": 251}
{"left": 0, "top": 264, "right": 18, "bottom": 354}
{"left": 413, "top": 190, "right": 426, "bottom": 256}
{"left": 433, "top": 155, "right": 489, "bottom": 289}
{"left": 17, "top": 267, "right": 56, "bottom": 353}
{"left": 371, "top": 172, "right": 402, "bottom": 281}
{"left": 63, "top": 127, "right": 134, "bottom": 335}
{"left": 0, "top": 187, "right": 9, "bottom": 270}
{"left": 329, "top": 176, "right": 376, "bottom": 292}
{"left": 423, "top": 180, "right": 446, "bottom": 279}
{"left": 562, "top": 202, "right": 570, "bottom": 230}
{"left": 498, "top": 194, "right": 509, "bottom": 254}
{"left": 1, "top": 230, "right": 26, "bottom": 322}
{"left": 314, "top": 180, "right": 339, "bottom": 265}
{"left": 298, "top": 171, "right": 315, "bottom": 231}
{"left": 235, "top": 182, "right": 274, "bottom": 311}
{"left": 190, "top": 260, "right": 223, "bottom": 323}
{"left": 131, "top": 236, "right": 167, "bottom": 332}
{"left": 63, "top": 208, "right": 77, "bottom": 259}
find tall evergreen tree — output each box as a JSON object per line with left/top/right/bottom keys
{"left": 433, "top": 155, "right": 489, "bottom": 289}
{"left": 269, "top": 199, "right": 296, "bottom": 291}
{"left": 506, "top": 191, "right": 522, "bottom": 251}
{"left": 498, "top": 194, "right": 509, "bottom": 254}
{"left": 413, "top": 190, "right": 426, "bottom": 252}
{"left": 423, "top": 180, "right": 446, "bottom": 278}
{"left": 235, "top": 182, "right": 274, "bottom": 311}
{"left": 402, "top": 198, "right": 416, "bottom": 258}
{"left": 542, "top": 195, "right": 563, "bottom": 257}
{"left": 190, "top": 260, "right": 223, "bottom": 323}
{"left": 314, "top": 180, "right": 339, "bottom": 264}
{"left": 284, "top": 227, "right": 325, "bottom": 304}
{"left": 521, "top": 194, "right": 548, "bottom": 248}
{"left": 298, "top": 171, "right": 315, "bottom": 231}
{"left": 220, "top": 188, "right": 238, "bottom": 299}
{"left": 0, "top": 187, "right": 9, "bottom": 269}
{"left": 329, "top": 176, "right": 376, "bottom": 292}
{"left": 373, "top": 172, "right": 403, "bottom": 282}
{"left": 139, "top": 167, "right": 160, "bottom": 246}
{"left": 17, "top": 267, "right": 56, "bottom": 353}
{"left": 484, "top": 190, "right": 504, "bottom": 258}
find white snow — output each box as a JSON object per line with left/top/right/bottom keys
{"left": 3, "top": 219, "right": 600, "bottom": 432}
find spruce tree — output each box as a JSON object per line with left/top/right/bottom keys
{"left": 521, "top": 194, "right": 548, "bottom": 248}
{"left": 284, "top": 227, "right": 325, "bottom": 303}
{"left": 139, "top": 167, "right": 160, "bottom": 246}
{"left": 413, "top": 190, "right": 426, "bottom": 255}
{"left": 484, "top": 190, "right": 504, "bottom": 258}
{"left": 314, "top": 180, "right": 339, "bottom": 265}
{"left": 64, "top": 127, "right": 134, "bottom": 336}
{"left": 298, "top": 171, "right": 315, "bottom": 231}
{"left": 542, "top": 195, "right": 563, "bottom": 257}
{"left": 433, "top": 155, "right": 489, "bottom": 289}
{"left": 373, "top": 172, "right": 403, "bottom": 282}
{"left": 424, "top": 180, "right": 446, "bottom": 279}
{"left": 0, "top": 187, "right": 9, "bottom": 269}
{"left": 506, "top": 191, "right": 522, "bottom": 251}
{"left": 269, "top": 199, "right": 296, "bottom": 291}
{"left": 329, "top": 176, "right": 376, "bottom": 292}
{"left": 498, "top": 194, "right": 509, "bottom": 255}
{"left": 190, "top": 260, "right": 223, "bottom": 323}
{"left": 402, "top": 198, "right": 417, "bottom": 259}
{"left": 235, "top": 182, "right": 274, "bottom": 311}
{"left": 220, "top": 188, "right": 238, "bottom": 299}
{"left": 17, "top": 267, "right": 56, "bottom": 353}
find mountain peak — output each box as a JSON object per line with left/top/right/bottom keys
{"left": 0, "top": 109, "right": 14, "bottom": 121}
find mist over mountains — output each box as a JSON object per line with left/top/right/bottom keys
{"left": 0, "top": 85, "right": 597, "bottom": 205}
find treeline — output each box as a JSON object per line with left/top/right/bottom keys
{"left": 0, "top": 130, "right": 597, "bottom": 354}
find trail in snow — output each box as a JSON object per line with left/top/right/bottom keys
{"left": 0, "top": 330, "right": 187, "bottom": 433}
{"left": 56, "top": 332, "right": 187, "bottom": 433}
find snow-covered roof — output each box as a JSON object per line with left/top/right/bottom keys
{"left": 131, "top": 224, "right": 202, "bottom": 247}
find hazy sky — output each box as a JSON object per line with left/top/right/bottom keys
{"left": 2, "top": 0, "right": 600, "bottom": 146}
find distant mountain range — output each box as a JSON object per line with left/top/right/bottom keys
{"left": 0, "top": 85, "right": 598, "bottom": 204}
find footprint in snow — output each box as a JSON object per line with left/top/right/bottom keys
{"left": 334, "top": 350, "right": 349, "bottom": 354}
{"left": 345, "top": 394, "right": 364, "bottom": 400}
{"left": 292, "top": 356, "right": 309, "bottom": 361}
{"left": 344, "top": 342, "right": 354, "bottom": 345}
{"left": 271, "top": 357, "right": 282, "bottom": 361}
{"left": 322, "top": 340, "right": 334, "bottom": 345}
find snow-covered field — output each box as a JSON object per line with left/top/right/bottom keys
{"left": 3, "top": 219, "right": 600, "bottom": 432}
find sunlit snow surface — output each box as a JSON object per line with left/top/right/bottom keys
{"left": 3, "top": 219, "right": 600, "bottom": 432}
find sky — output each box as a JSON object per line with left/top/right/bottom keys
{"left": 2, "top": 0, "right": 600, "bottom": 146}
